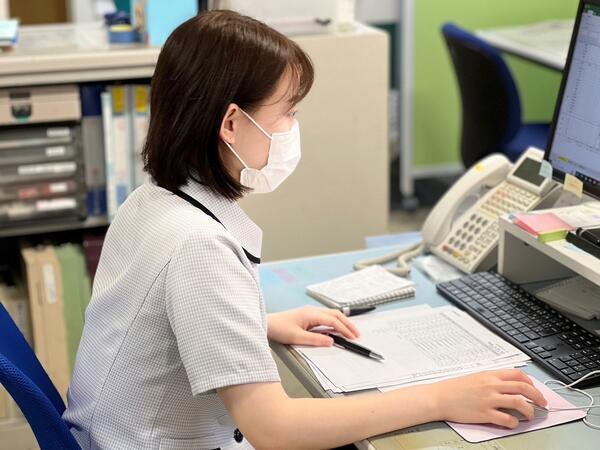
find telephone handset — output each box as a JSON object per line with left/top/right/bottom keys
{"left": 355, "top": 147, "right": 561, "bottom": 276}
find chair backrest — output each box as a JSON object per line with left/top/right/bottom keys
{"left": 441, "top": 23, "right": 522, "bottom": 167}
{"left": 0, "top": 304, "right": 80, "bottom": 449}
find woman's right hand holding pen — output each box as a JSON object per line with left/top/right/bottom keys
{"left": 430, "top": 369, "right": 548, "bottom": 429}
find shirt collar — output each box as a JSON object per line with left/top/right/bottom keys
{"left": 179, "top": 178, "right": 263, "bottom": 262}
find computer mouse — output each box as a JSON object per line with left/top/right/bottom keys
{"left": 500, "top": 404, "right": 549, "bottom": 421}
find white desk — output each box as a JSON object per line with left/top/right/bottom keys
{"left": 262, "top": 239, "right": 600, "bottom": 450}
{"left": 476, "top": 20, "right": 573, "bottom": 71}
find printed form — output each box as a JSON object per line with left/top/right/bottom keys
{"left": 296, "top": 305, "right": 529, "bottom": 393}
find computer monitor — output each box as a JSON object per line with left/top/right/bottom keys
{"left": 545, "top": 0, "right": 600, "bottom": 199}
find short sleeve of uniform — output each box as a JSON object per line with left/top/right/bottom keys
{"left": 165, "top": 230, "right": 280, "bottom": 395}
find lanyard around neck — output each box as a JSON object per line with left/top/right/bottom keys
{"left": 173, "top": 189, "right": 261, "bottom": 264}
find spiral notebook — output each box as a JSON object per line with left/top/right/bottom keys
{"left": 306, "top": 265, "right": 416, "bottom": 308}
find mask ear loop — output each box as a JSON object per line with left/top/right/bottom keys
{"left": 544, "top": 370, "right": 600, "bottom": 429}
{"left": 223, "top": 140, "right": 249, "bottom": 169}
{"left": 239, "top": 108, "right": 273, "bottom": 140}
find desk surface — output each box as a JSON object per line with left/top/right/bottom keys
{"left": 260, "top": 236, "right": 600, "bottom": 450}
{"left": 476, "top": 20, "right": 573, "bottom": 71}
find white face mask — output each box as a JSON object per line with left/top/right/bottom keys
{"left": 223, "top": 109, "right": 301, "bottom": 194}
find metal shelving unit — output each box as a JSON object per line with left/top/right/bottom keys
{"left": 0, "top": 31, "right": 154, "bottom": 445}
{"left": 0, "top": 216, "right": 109, "bottom": 239}
{"left": 0, "top": 24, "right": 156, "bottom": 241}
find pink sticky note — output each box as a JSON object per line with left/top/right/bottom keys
{"left": 514, "top": 213, "right": 573, "bottom": 236}
{"left": 447, "top": 377, "right": 586, "bottom": 443}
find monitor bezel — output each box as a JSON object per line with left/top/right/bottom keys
{"left": 544, "top": 0, "right": 600, "bottom": 200}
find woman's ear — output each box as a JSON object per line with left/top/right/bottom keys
{"left": 219, "top": 103, "right": 239, "bottom": 145}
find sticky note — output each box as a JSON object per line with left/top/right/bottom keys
{"left": 514, "top": 212, "right": 572, "bottom": 236}
{"left": 537, "top": 229, "right": 568, "bottom": 243}
{"left": 564, "top": 173, "right": 583, "bottom": 198}
{"left": 539, "top": 160, "right": 553, "bottom": 179}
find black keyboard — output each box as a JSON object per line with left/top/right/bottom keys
{"left": 437, "top": 271, "right": 600, "bottom": 387}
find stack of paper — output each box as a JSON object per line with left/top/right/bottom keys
{"left": 295, "top": 305, "right": 530, "bottom": 393}
{"left": 544, "top": 202, "right": 600, "bottom": 229}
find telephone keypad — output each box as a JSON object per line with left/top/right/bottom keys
{"left": 438, "top": 182, "right": 540, "bottom": 272}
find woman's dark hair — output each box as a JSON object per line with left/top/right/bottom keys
{"left": 143, "top": 10, "right": 314, "bottom": 200}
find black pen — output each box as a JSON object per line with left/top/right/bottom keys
{"left": 340, "top": 305, "right": 376, "bottom": 316}
{"left": 327, "top": 333, "right": 385, "bottom": 361}
{"left": 576, "top": 227, "right": 600, "bottom": 246}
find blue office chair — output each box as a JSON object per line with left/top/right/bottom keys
{"left": 0, "top": 303, "right": 80, "bottom": 450}
{"left": 441, "top": 23, "right": 550, "bottom": 167}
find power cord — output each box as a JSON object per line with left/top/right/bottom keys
{"left": 544, "top": 370, "right": 600, "bottom": 430}
{"left": 353, "top": 241, "right": 425, "bottom": 276}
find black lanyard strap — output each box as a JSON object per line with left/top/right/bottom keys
{"left": 173, "top": 189, "right": 261, "bottom": 264}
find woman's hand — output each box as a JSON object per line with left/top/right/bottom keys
{"left": 267, "top": 306, "right": 360, "bottom": 346}
{"left": 431, "top": 369, "right": 548, "bottom": 429}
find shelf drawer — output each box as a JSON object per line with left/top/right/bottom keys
{"left": 0, "top": 85, "right": 81, "bottom": 126}
{"left": 0, "top": 193, "right": 87, "bottom": 226}
{"left": 0, "top": 159, "right": 83, "bottom": 185}
{"left": 0, "top": 179, "right": 80, "bottom": 202}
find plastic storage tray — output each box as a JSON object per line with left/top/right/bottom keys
{"left": 0, "top": 179, "right": 79, "bottom": 202}
{"left": 0, "top": 192, "right": 86, "bottom": 226}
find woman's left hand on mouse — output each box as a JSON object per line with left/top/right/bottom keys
{"left": 267, "top": 306, "right": 360, "bottom": 346}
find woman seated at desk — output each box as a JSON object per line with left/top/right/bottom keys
{"left": 63, "top": 10, "right": 547, "bottom": 450}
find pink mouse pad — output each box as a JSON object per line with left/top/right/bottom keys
{"left": 446, "top": 377, "right": 587, "bottom": 443}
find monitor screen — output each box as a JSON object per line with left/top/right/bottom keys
{"left": 547, "top": 2, "right": 600, "bottom": 197}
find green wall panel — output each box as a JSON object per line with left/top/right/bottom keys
{"left": 413, "top": 0, "right": 579, "bottom": 168}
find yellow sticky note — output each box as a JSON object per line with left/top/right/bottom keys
{"left": 564, "top": 173, "right": 583, "bottom": 198}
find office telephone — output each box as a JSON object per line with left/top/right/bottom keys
{"left": 355, "top": 147, "right": 562, "bottom": 275}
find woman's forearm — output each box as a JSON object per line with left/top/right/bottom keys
{"left": 220, "top": 382, "right": 440, "bottom": 450}
{"left": 221, "top": 370, "right": 546, "bottom": 449}
{"left": 275, "top": 386, "right": 439, "bottom": 449}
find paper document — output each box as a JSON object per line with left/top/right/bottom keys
{"left": 550, "top": 202, "right": 600, "bottom": 229}
{"left": 296, "top": 305, "right": 530, "bottom": 393}
{"left": 378, "top": 359, "right": 528, "bottom": 393}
